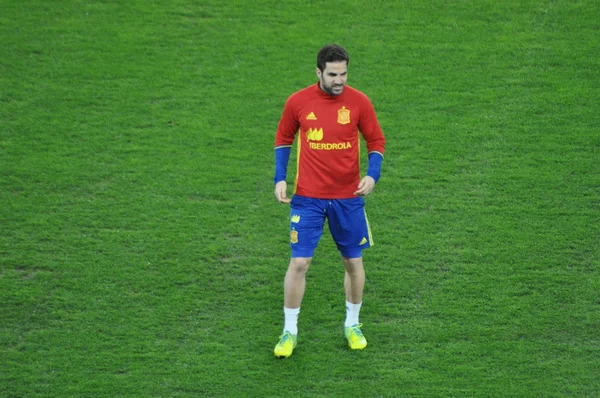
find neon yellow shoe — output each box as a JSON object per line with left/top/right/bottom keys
{"left": 274, "top": 331, "right": 297, "bottom": 358}
{"left": 345, "top": 323, "right": 367, "bottom": 350}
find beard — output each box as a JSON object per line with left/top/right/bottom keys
{"left": 320, "top": 81, "right": 345, "bottom": 96}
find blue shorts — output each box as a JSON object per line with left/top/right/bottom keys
{"left": 289, "top": 195, "right": 373, "bottom": 259}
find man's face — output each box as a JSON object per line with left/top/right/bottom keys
{"left": 316, "top": 61, "right": 348, "bottom": 96}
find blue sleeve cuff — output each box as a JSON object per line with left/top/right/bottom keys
{"left": 366, "top": 152, "right": 383, "bottom": 183}
{"left": 274, "top": 146, "right": 291, "bottom": 184}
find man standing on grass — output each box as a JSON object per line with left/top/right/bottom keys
{"left": 273, "top": 44, "right": 386, "bottom": 358}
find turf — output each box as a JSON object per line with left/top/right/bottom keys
{"left": 1, "top": 0, "right": 599, "bottom": 396}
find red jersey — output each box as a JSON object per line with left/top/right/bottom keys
{"left": 275, "top": 83, "right": 386, "bottom": 199}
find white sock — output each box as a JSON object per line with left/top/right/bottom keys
{"left": 345, "top": 300, "right": 362, "bottom": 327}
{"left": 283, "top": 307, "right": 300, "bottom": 335}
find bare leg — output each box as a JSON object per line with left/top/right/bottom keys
{"left": 342, "top": 256, "right": 365, "bottom": 304}
{"left": 284, "top": 257, "right": 312, "bottom": 308}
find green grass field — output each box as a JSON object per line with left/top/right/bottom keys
{"left": 2, "top": 0, "right": 599, "bottom": 396}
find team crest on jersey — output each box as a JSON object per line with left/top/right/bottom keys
{"left": 306, "top": 127, "right": 324, "bottom": 141}
{"left": 337, "top": 107, "right": 350, "bottom": 125}
{"left": 290, "top": 230, "right": 298, "bottom": 243}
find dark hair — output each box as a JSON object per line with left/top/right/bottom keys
{"left": 317, "top": 44, "right": 349, "bottom": 72}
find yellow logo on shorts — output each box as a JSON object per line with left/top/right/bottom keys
{"left": 291, "top": 230, "right": 298, "bottom": 243}
{"left": 291, "top": 214, "right": 301, "bottom": 223}
{"left": 359, "top": 237, "right": 368, "bottom": 245}
{"left": 337, "top": 107, "right": 350, "bottom": 124}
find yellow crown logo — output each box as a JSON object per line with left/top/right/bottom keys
{"left": 291, "top": 215, "right": 301, "bottom": 223}
{"left": 306, "top": 128, "right": 323, "bottom": 141}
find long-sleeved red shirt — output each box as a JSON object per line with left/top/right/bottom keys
{"left": 275, "top": 83, "right": 386, "bottom": 199}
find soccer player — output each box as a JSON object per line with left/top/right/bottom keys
{"left": 273, "top": 44, "right": 386, "bottom": 358}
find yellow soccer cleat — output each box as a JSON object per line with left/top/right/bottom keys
{"left": 345, "top": 323, "right": 367, "bottom": 350}
{"left": 274, "top": 331, "right": 297, "bottom": 358}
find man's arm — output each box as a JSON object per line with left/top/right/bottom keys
{"left": 274, "top": 96, "right": 299, "bottom": 203}
{"left": 366, "top": 151, "right": 383, "bottom": 183}
{"left": 274, "top": 146, "right": 292, "bottom": 203}
{"left": 354, "top": 152, "right": 383, "bottom": 196}
{"left": 358, "top": 99, "right": 386, "bottom": 158}
{"left": 356, "top": 96, "right": 386, "bottom": 195}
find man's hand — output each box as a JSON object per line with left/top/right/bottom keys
{"left": 354, "top": 176, "right": 375, "bottom": 196}
{"left": 275, "top": 180, "right": 291, "bottom": 204}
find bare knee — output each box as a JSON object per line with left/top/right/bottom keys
{"left": 288, "top": 257, "right": 312, "bottom": 274}
{"left": 342, "top": 256, "right": 364, "bottom": 274}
